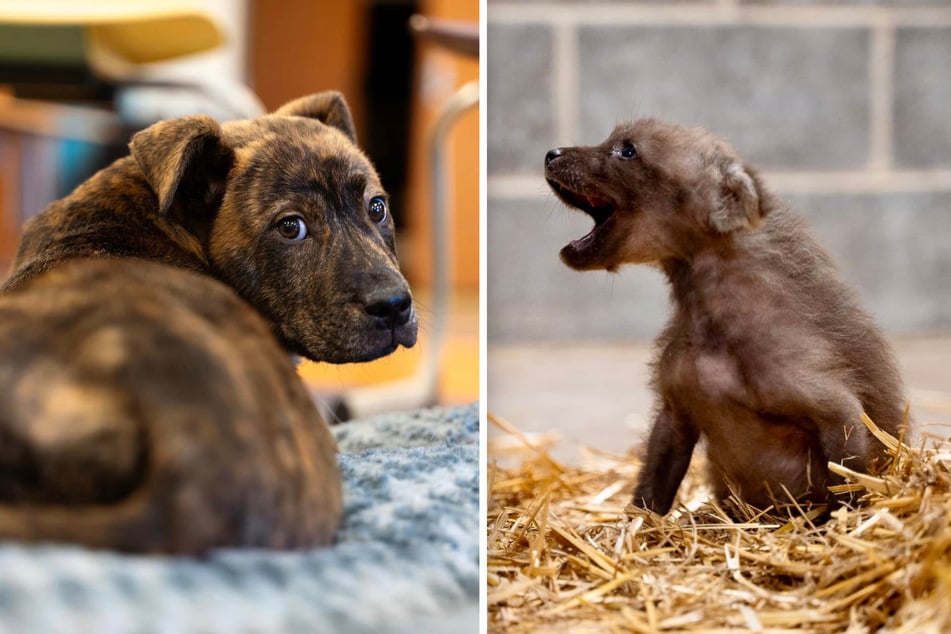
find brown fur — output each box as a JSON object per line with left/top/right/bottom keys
{"left": 545, "top": 119, "right": 906, "bottom": 513}
{"left": 0, "top": 92, "right": 417, "bottom": 553}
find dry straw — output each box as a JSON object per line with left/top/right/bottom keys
{"left": 487, "top": 411, "right": 951, "bottom": 633}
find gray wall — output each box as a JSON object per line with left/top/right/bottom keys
{"left": 487, "top": 1, "right": 951, "bottom": 342}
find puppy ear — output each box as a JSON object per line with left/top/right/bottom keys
{"left": 273, "top": 91, "right": 357, "bottom": 142}
{"left": 129, "top": 115, "right": 234, "bottom": 216}
{"left": 709, "top": 162, "right": 763, "bottom": 233}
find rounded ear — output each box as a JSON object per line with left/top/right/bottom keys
{"left": 129, "top": 115, "right": 233, "bottom": 216}
{"left": 709, "top": 162, "right": 763, "bottom": 233}
{"left": 273, "top": 91, "right": 357, "bottom": 143}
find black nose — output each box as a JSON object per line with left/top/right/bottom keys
{"left": 545, "top": 148, "right": 563, "bottom": 165}
{"left": 364, "top": 291, "right": 413, "bottom": 328}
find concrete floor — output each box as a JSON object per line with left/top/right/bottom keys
{"left": 488, "top": 334, "right": 951, "bottom": 464}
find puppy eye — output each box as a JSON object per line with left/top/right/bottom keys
{"left": 620, "top": 143, "right": 637, "bottom": 159}
{"left": 368, "top": 196, "right": 388, "bottom": 224}
{"left": 276, "top": 215, "right": 308, "bottom": 240}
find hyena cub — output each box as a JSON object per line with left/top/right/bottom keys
{"left": 545, "top": 119, "right": 906, "bottom": 513}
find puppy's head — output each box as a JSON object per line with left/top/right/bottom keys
{"left": 544, "top": 119, "right": 765, "bottom": 271}
{"left": 129, "top": 92, "right": 417, "bottom": 364}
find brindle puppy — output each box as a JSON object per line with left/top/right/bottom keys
{"left": 545, "top": 119, "right": 906, "bottom": 514}
{"left": 0, "top": 92, "right": 417, "bottom": 554}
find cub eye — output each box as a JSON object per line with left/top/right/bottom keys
{"left": 620, "top": 143, "right": 637, "bottom": 159}
{"left": 368, "top": 196, "right": 388, "bottom": 224}
{"left": 276, "top": 215, "right": 308, "bottom": 240}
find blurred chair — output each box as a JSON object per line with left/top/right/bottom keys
{"left": 0, "top": 1, "right": 261, "bottom": 249}
{"left": 0, "top": 1, "right": 262, "bottom": 122}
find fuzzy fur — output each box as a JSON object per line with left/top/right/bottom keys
{"left": 0, "top": 92, "right": 416, "bottom": 553}
{"left": 546, "top": 119, "right": 906, "bottom": 513}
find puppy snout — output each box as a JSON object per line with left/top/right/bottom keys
{"left": 363, "top": 290, "right": 413, "bottom": 328}
{"left": 545, "top": 148, "right": 563, "bottom": 166}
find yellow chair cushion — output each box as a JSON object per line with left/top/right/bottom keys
{"left": 0, "top": 0, "right": 222, "bottom": 63}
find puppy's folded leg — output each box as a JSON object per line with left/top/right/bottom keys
{"left": 0, "top": 401, "right": 165, "bottom": 552}
{"left": 0, "top": 497, "right": 164, "bottom": 554}
{"left": 632, "top": 405, "right": 699, "bottom": 515}
{"left": 0, "top": 386, "right": 146, "bottom": 505}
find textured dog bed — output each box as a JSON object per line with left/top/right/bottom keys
{"left": 0, "top": 403, "right": 480, "bottom": 634}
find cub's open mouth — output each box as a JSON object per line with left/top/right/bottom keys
{"left": 545, "top": 176, "right": 617, "bottom": 265}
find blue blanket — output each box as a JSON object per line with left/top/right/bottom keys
{"left": 0, "top": 403, "right": 480, "bottom": 634}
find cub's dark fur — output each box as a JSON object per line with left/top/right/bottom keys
{"left": 546, "top": 119, "right": 906, "bottom": 514}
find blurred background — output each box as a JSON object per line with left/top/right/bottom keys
{"left": 0, "top": 0, "right": 478, "bottom": 414}
{"left": 487, "top": 0, "right": 951, "bottom": 461}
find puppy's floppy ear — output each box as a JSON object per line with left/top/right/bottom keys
{"left": 129, "top": 115, "right": 234, "bottom": 216}
{"left": 273, "top": 91, "right": 357, "bottom": 142}
{"left": 709, "top": 162, "right": 763, "bottom": 233}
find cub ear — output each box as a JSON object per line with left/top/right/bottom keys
{"left": 709, "top": 162, "right": 763, "bottom": 233}
{"left": 129, "top": 115, "right": 234, "bottom": 216}
{"left": 273, "top": 91, "right": 357, "bottom": 142}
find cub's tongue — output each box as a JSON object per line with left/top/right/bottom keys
{"left": 568, "top": 229, "right": 596, "bottom": 252}
{"left": 586, "top": 194, "right": 609, "bottom": 209}
{"left": 566, "top": 210, "right": 613, "bottom": 255}
{"left": 561, "top": 217, "right": 607, "bottom": 270}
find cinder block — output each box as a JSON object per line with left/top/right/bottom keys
{"left": 783, "top": 191, "right": 951, "bottom": 333}
{"left": 487, "top": 24, "right": 556, "bottom": 174}
{"left": 488, "top": 196, "right": 669, "bottom": 342}
{"left": 488, "top": 192, "right": 951, "bottom": 342}
{"left": 577, "top": 25, "right": 870, "bottom": 169}
{"left": 894, "top": 28, "right": 951, "bottom": 168}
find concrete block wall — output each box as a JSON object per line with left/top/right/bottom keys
{"left": 487, "top": 1, "right": 951, "bottom": 342}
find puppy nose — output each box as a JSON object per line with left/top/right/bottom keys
{"left": 364, "top": 291, "right": 413, "bottom": 328}
{"left": 545, "top": 148, "right": 563, "bottom": 165}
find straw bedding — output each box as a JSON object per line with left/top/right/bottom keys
{"left": 488, "top": 412, "right": 951, "bottom": 633}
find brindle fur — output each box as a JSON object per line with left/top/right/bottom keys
{"left": 545, "top": 119, "right": 906, "bottom": 514}
{"left": 0, "top": 92, "right": 417, "bottom": 554}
